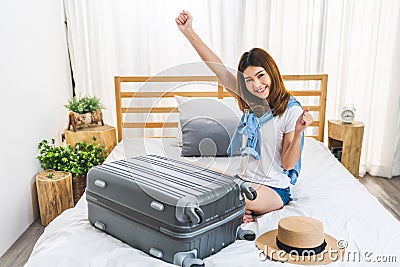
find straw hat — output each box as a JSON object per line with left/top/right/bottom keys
{"left": 256, "top": 216, "right": 345, "bottom": 265}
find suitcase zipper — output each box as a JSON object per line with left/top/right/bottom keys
{"left": 88, "top": 191, "right": 244, "bottom": 233}
{"left": 159, "top": 208, "right": 243, "bottom": 239}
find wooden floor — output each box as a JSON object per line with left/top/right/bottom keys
{"left": 0, "top": 219, "right": 44, "bottom": 267}
{"left": 0, "top": 174, "right": 399, "bottom": 267}
{"left": 359, "top": 174, "right": 400, "bottom": 220}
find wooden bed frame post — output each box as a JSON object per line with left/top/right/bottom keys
{"left": 114, "top": 76, "right": 123, "bottom": 142}
{"left": 319, "top": 74, "right": 328, "bottom": 141}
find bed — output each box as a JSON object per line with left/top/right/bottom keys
{"left": 25, "top": 75, "right": 400, "bottom": 266}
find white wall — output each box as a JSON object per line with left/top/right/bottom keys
{"left": 0, "top": 0, "right": 72, "bottom": 256}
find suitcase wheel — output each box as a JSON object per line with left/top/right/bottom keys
{"left": 182, "top": 257, "right": 205, "bottom": 267}
{"left": 237, "top": 227, "right": 256, "bottom": 241}
{"left": 240, "top": 183, "right": 257, "bottom": 201}
{"left": 185, "top": 206, "right": 205, "bottom": 225}
{"left": 247, "top": 187, "right": 257, "bottom": 200}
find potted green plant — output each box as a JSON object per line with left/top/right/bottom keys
{"left": 65, "top": 95, "right": 106, "bottom": 131}
{"left": 37, "top": 137, "right": 108, "bottom": 204}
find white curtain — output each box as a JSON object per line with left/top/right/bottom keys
{"left": 63, "top": 0, "right": 400, "bottom": 177}
{"left": 321, "top": 0, "right": 400, "bottom": 178}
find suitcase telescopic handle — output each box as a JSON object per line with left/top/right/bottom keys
{"left": 184, "top": 206, "right": 205, "bottom": 225}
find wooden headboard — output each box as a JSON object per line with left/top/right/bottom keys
{"left": 114, "top": 74, "right": 327, "bottom": 142}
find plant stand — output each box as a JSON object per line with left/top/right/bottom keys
{"left": 72, "top": 175, "right": 87, "bottom": 205}
{"left": 36, "top": 170, "right": 74, "bottom": 226}
{"left": 64, "top": 124, "right": 117, "bottom": 153}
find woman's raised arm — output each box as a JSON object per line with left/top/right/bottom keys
{"left": 176, "top": 10, "right": 236, "bottom": 94}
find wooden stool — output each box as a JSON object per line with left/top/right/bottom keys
{"left": 36, "top": 170, "right": 74, "bottom": 226}
{"left": 64, "top": 124, "right": 117, "bottom": 153}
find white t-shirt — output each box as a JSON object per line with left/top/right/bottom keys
{"left": 238, "top": 105, "right": 303, "bottom": 188}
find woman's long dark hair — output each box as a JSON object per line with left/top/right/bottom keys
{"left": 236, "top": 48, "right": 291, "bottom": 117}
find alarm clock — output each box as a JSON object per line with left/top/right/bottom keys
{"left": 341, "top": 104, "right": 356, "bottom": 123}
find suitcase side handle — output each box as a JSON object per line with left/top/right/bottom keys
{"left": 94, "top": 179, "right": 107, "bottom": 188}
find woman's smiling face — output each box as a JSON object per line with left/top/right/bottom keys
{"left": 243, "top": 66, "right": 271, "bottom": 99}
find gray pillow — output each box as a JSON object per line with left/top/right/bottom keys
{"left": 180, "top": 116, "right": 238, "bottom": 157}
{"left": 175, "top": 97, "right": 241, "bottom": 157}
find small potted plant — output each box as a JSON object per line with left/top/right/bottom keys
{"left": 65, "top": 95, "right": 106, "bottom": 131}
{"left": 37, "top": 137, "right": 108, "bottom": 204}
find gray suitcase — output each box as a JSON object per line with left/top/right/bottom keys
{"left": 86, "top": 155, "right": 256, "bottom": 267}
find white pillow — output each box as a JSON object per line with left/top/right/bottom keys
{"left": 174, "top": 96, "right": 242, "bottom": 148}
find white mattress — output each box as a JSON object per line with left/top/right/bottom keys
{"left": 25, "top": 138, "right": 400, "bottom": 266}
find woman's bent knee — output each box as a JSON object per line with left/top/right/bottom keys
{"left": 245, "top": 185, "right": 284, "bottom": 215}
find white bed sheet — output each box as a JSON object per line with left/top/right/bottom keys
{"left": 25, "top": 138, "right": 400, "bottom": 266}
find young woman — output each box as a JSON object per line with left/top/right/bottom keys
{"left": 176, "top": 10, "right": 314, "bottom": 223}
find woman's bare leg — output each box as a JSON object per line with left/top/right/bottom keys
{"left": 243, "top": 183, "right": 284, "bottom": 223}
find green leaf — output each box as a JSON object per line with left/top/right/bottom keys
{"left": 37, "top": 138, "right": 108, "bottom": 178}
{"left": 64, "top": 95, "right": 106, "bottom": 114}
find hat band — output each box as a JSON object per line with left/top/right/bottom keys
{"left": 276, "top": 238, "right": 327, "bottom": 255}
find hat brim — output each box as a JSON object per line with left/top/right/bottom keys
{"left": 256, "top": 229, "right": 345, "bottom": 265}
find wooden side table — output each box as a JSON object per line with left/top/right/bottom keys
{"left": 64, "top": 124, "right": 117, "bottom": 153}
{"left": 328, "top": 120, "right": 364, "bottom": 178}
